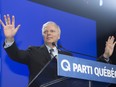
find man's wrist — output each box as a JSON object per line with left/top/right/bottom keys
{"left": 6, "top": 38, "right": 14, "bottom": 43}
{"left": 103, "top": 53, "right": 109, "bottom": 59}
{"left": 103, "top": 54, "right": 110, "bottom": 62}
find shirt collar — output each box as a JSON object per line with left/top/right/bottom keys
{"left": 45, "top": 44, "right": 57, "bottom": 53}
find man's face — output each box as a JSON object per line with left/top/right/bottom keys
{"left": 43, "top": 24, "right": 60, "bottom": 45}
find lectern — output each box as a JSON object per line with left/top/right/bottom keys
{"left": 28, "top": 54, "right": 115, "bottom": 87}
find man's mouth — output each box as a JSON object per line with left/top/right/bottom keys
{"left": 47, "top": 37, "right": 52, "bottom": 40}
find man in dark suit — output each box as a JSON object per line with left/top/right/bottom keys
{"left": 0, "top": 14, "right": 116, "bottom": 84}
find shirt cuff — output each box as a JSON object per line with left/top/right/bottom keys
{"left": 4, "top": 39, "right": 14, "bottom": 48}
{"left": 104, "top": 58, "right": 110, "bottom": 62}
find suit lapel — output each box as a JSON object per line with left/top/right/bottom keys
{"left": 40, "top": 45, "right": 51, "bottom": 61}
{"left": 40, "top": 45, "right": 71, "bottom": 61}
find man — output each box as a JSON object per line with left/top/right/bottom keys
{"left": 0, "top": 14, "right": 116, "bottom": 83}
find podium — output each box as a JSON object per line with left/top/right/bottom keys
{"left": 28, "top": 54, "right": 115, "bottom": 87}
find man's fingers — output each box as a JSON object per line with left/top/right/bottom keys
{"left": 111, "top": 36, "right": 114, "bottom": 41}
{"left": 4, "top": 15, "right": 8, "bottom": 25}
{"left": 110, "top": 36, "right": 115, "bottom": 43}
{"left": 7, "top": 14, "right": 11, "bottom": 25}
{"left": 114, "top": 41, "right": 116, "bottom": 46}
{"left": 107, "top": 36, "right": 111, "bottom": 43}
{"left": 15, "top": 24, "right": 21, "bottom": 31}
{"left": 12, "top": 15, "right": 15, "bottom": 26}
{"left": 107, "top": 36, "right": 115, "bottom": 44}
{"left": 0, "top": 19, "right": 5, "bottom": 27}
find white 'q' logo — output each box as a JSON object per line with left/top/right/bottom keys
{"left": 61, "top": 59, "right": 71, "bottom": 71}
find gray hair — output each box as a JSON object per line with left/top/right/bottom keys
{"left": 42, "top": 21, "right": 61, "bottom": 35}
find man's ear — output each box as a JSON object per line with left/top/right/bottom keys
{"left": 58, "top": 35, "right": 60, "bottom": 39}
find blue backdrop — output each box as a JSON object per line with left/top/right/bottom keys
{"left": 1, "top": 0, "right": 96, "bottom": 87}
{"left": 0, "top": 0, "right": 2, "bottom": 87}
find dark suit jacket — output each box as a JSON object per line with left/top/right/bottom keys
{"left": 4, "top": 42, "right": 72, "bottom": 82}
{"left": 4, "top": 41, "right": 111, "bottom": 84}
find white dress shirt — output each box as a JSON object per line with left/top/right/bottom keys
{"left": 46, "top": 45, "right": 58, "bottom": 59}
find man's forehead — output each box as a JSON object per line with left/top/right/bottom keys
{"left": 44, "top": 24, "right": 58, "bottom": 30}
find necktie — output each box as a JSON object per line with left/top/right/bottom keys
{"left": 49, "top": 49, "right": 54, "bottom": 59}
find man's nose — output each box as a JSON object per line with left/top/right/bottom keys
{"left": 47, "top": 31, "right": 52, "bottom": 35}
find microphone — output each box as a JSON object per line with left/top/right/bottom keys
{"left": 57, "top": 43, "right": 97, "bottom": 58}
{"left": 52, "top": 42, "right": 56, "bottom": 47}
{"left": 52, "top": 42, "right": 60, "bottom": 51}
{"left": 50, "top": 42, "right": 58, "bottom": 58}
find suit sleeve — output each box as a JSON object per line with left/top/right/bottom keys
{"left": 3, "top": 41, "right": 31, "bottom": 64}
{"left": 97, "top": 55, "right": 112, "bottom": 63}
